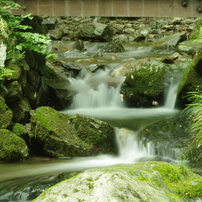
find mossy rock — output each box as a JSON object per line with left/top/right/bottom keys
{"left": 0, "top": 96, "right": 13, "bottom": 129}
{"left": 33, "top": 161, "right": 202, "bottom": 202}
{"left": 12, "top": 123, "right": 28, "bottom": 137}
{"left": 0, "top": 129, "right": 29, "bottom": 161}
{"left": 30, "top": 106, "right": 117, "bottom": 157}
{"left": 121, "top": 61, "right": 171, "bottom": 107}
{"left": 138, "top": 112, "right": 190, "bottom": 159}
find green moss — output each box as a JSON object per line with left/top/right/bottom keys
{"left": 0, "top": 129, "right": 28, "bottom": 161}
{"left": 12, "top": 123, "right": 27, "bottom": 137}
{"left": 89, "top": 161, "right": 202, "bottom": 199}
{"left": 134, "top": 162, "right": 202, "bottom": 199}
{"left": 0, "top": 96, "right": 13, "bottom": 129}
{"left": 190, "top": 18, "right": 202, "bottom": 40}
{"left": 30, "top": 107, "right": 116, "bottom": 157}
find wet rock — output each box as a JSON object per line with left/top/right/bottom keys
{"left": 138, "top": 113, "right": 190, "bottom": 159}
{"left": 151, "top": 32, "right": 187, "bottom": 54}
{"left": 44, "top": 66, "right": 72, "bottom": 109}
{"left": 99, "top": 41, "right": 125, "bottom": 53}
{"left": 33, "top": 161, "right": 202, "bottom": 202}
{"left": 63, "top": 49, "right": 90, "bottom": 58}
{"left": 0, "top": 129, "right": 28, "bottom": 161}
{"left": 161, "top": 52, "right": 183, "bottom": 64}
{"left": 111, "top": 58, "right": 149, "bottom": 77}
{"left": 30, "top": 106, "right": 117, "bottom": 157}
{"left": 177, "top": 40, "right": 202, "bottom": 55}
{"left": 0, "top": 96, "right": 13, "bottom": 129}
{"left": 79, "top": 22, "right": 113, "bottom": 42}
{"left": 52, "top": 44, "right": 73, "bottom": 52}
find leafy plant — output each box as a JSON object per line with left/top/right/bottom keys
{"left": 183, "top": 91, "right": 202, "bottom": 162}
{"left": 0, "top": 66, "right": 14, "bottom": 91}
{"left": 0, "top": 0, "right": 53, "bottom": 62}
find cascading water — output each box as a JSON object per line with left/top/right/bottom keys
{"left": 68, "top": 69, "right": 125, "bottom": 108}
{"left": 63, "top": 68, "right": 180, "bottom": 164}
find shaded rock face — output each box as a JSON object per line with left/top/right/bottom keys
{"left": 30, "top": 106, "right": 117, "bottom": 157}
{"left": 0, "top": 129, "right": 28, "bottom": 161}
{"left": 33, "top": 161, "right": 202, "bottom": 202}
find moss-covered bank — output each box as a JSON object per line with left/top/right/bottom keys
{"left": 32, "top": 161, "right": 202, "bottom": 202}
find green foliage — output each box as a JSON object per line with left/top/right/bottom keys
{"left": 0, "top": 66, "right": 14, "bottom": 91}
{"left": 0, "top": 0, "right": 53, "bottom": 62}
{"left": 183, "top": 91, "right": 202, "bottom": 162}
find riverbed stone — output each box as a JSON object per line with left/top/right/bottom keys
{"left": 0, "top": 129, "right": 28, "bottom": 161}
{"left": 99, "top": 41, "right": 125, "bottom": 53}
{"left": 33, "top": 161, "right": 202, "bottom": 202}
{"left": 151, "top": 32, "right": 187, "bottom": 54}
{"left": 0, "top": 96, "right": 13, "bottom": 129}
{"left": 79, "top": 22, "right": 113, "bottom": 42}
{"left": 30, "top": 106, "right": 117, "bottom": 157}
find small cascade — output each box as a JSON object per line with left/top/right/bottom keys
{"left": 116, "top": 128, "right": 155, "bottom": 162}
{"left": 68, "top": 69, "right": 125, "bottom": 109}
{"left": 164, "top": 74, "right": 182, "bottom": 109}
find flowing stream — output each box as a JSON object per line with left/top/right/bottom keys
{"left": 0, "top": 42, "right": 182, "bottom": 201}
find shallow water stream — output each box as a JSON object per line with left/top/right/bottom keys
{"left": 0, "top": 41, "right": 189, "bottom": 201}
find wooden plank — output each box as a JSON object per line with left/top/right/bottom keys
{"left": 13, "top": 0, "right": 202, "bottom": 17}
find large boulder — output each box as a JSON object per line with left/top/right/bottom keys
{"left": 121, "top": 61, "right": 178, "bottom": 108}
{"left": 80, "top": 22, "right": 113, "bottom": 41}
{"left": 0, "top": 96, "right": 13, "bottom": 129}
{"left": 30, "top": 106, "right": 117, "bottom": 157}
{"left": 33, "top": 161, "right": 202, "bottom": 202}
{"left": 0, "top": 129, "right": 29, "bottom": 161}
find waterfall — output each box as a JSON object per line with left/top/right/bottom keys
{"left": 68, "top": 69, "right": 125, "bottom": 109}
{"left": 63, "top": 69, "right": 181, "bottom": 164}
{"left": 164, "top": 77, "right": 179, "bottom": 109}
{"left": 116, "top": 128, "right": 155, "bottom": 162}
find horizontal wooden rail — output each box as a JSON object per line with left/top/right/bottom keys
{"left": 13, "top": 0, "right": 202, "bottom": 17}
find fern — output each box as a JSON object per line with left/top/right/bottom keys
{"left": 183, "top": 92, "right": 202, "bottom": 162}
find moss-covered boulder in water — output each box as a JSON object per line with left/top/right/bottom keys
{"left": 0, "top": 129, "right": 28, "bottom": 161}
{"left": 138, "top": 112, "right": 190, "bottom": 159}
{"left": 0, "top": 96, "right": 13, "bottom": 129}
{"left": 121, "top": 61, "right": 170, "bottom": 107}
{"left": 30, "top": 106, "right": 117, "bottom": 157}
{"left": 33, "top": 161, "right": 202, "bottom": 202}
